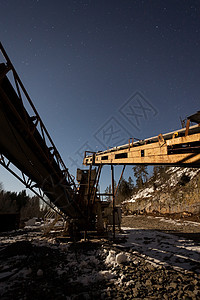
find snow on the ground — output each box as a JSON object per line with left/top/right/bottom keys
{"left": 120, "top": 227, "right": 200, "bottom": 272}
{"left": 0, "top": 215, "right": 200, "bottom": 298}
{"left": 0, "top": 228, "right": 119, "bottom": 296}
{"left": 105, "top": 250, "right": 129, "bottom": 266}
{"left": 123, "top": 187, "right": 154, "bottom": 203}
{"left": 152, "top": 216, "right": 200, "bottom": 227}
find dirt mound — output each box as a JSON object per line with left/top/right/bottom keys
{"left": 1, "top": 241, "right": 33, "bottom": 258}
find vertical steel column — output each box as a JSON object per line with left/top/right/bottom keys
{"left": 111, "top": 165, "right": 115, "bottom": 239}
{"left": 114, "top": 165, "right": 126, "bottom": 197}
{"left": 87, "top": 165, "right": 92, "bottom": 204}
{"left": 185, "top": 119, "right": 190, "bottom": 136}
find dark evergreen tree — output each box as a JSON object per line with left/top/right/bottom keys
{"left": 105, "top": 184, "right": 112, "bottom": 201}
{"left": 16, "top": 190, "right": 29, "bottom": 210}
{"left": 133, "top": 166, "right": 148, "bottom": 189}
{"left": 128, "top": 176, "right": 134, "bottom": 190}
{"left": 114, "top": 177, "right": 134, "bottom": 204}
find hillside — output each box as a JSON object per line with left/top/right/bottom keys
{"left": 123, "top": 167, "right": 200, "bottom": 216}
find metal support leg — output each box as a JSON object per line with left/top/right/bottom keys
{"left": 111, "top": 165, "right": 115, "bottom": 239}
{"left": 185, "top": 119, "right": 190, "bottom": 136}
{"left": 114, "top": 165, "right": 126, "bottom": 197}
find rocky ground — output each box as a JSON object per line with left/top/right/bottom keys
{"left": 0, "top": 215, "right": 199, "bottom": 299}
{"left": 122, "top": 214, "right": 200, "bottom": 239}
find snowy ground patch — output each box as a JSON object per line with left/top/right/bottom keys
{"left": 121, "top": 227, "right": 200, "bottom": 272}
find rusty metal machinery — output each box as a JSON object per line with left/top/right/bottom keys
{"left": 83, "top": 114, "right": 200, "bottom": 167}
{"left": 0, "top": 42, "right": 199, "bottom": 236}
{"left": 83, "top": 112, "right": 200, "bottom": 237}
{"left": 0, "top": 43, "right": 87, "bottom": 224}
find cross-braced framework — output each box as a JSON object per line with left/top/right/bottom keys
{"left": 0, "top": 153, "right": 65, "bottom": 217}
{"left": 84, "top": 112, "right": 200, "bottom": 237}
{"left": 0, "top": 42, "right": 76, "bottom": 190}
{"left": 0, "top": 42, "right": 82, "bottom": 218}
{"left": 0, "top": 42, "right": 199, "bottom": 237}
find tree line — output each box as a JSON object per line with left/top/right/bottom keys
{"left": 0, "top": 185, "right": 47, "bottom": 220}
{"left": 104, "top": 165, "right": 173, "bottom": 204}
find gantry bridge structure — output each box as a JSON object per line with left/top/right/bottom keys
{"left": 0, "top": 42, "right": 199, "bottom": 235}
{"left": 83, "top": 112, "right": 200, "bottom": 235}
{"left": 83, "top": 115, "right": 200, "bottom": 167}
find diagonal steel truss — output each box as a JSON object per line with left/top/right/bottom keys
{"left": 0, "top": 43, "right": 78, "bottom": 217}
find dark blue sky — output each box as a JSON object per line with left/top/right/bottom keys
{"left": 0, "top": 0, "right": 200, "bottom": 193}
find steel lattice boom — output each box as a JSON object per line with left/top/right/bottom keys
{"left": 0, "top": 42, "right": 83, "bottom": 220}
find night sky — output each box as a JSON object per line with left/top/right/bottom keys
{"left": 0, "top": 0, "right": 200, "bottom": 193}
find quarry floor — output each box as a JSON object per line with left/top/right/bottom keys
{"left": 122, "top": 214, "right": 200, "bottom": 241}
{"left": 0, "top": 215, "right": 200, "bottom": 299}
